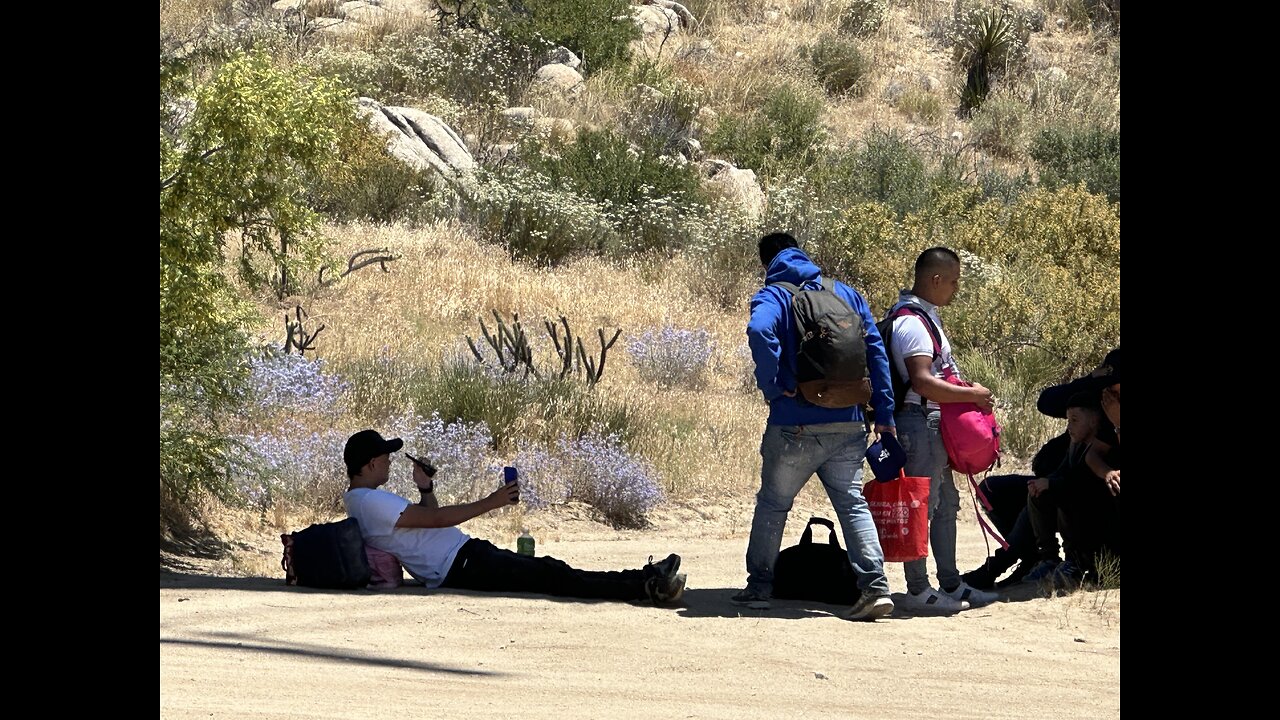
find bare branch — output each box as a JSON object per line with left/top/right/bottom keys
{"left": 319, "top": 248, "right": 400, "bottom": 286}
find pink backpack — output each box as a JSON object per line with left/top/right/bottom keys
{"left": 890, "top": 308, "right": 1007, "bottom": 550}
{"left": 365, "top": 545, "right": 404, "bottom": 589}
{"left": 939, "top": 373, "right": 1001, "bottom": 475}
{"left": 938, "top": 373, "right": 1007, "bottom": 550}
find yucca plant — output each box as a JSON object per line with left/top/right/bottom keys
{"left": 959, "top": 8, "right": 1015, "bottom": 114}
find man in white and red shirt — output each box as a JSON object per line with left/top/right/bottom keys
{"left": 886, "top": 247, "right": 999, "bottom": 613}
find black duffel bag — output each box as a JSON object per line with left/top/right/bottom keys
{"left": 772, "top": 516, "right": 860, "bottom": 606}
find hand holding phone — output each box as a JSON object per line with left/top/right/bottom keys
{"left": 405, "top": 453, "right": 437, "bottom": 477}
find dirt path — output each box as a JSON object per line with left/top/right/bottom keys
{"left": 161, "top": 506, "right": 1119, "bottom": 719}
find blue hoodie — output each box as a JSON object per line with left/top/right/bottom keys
{"left": 746, "top": 247, "right": 895, "bottom": 427}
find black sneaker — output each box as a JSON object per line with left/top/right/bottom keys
{"left": 644, "top": 553, "right": 681, "bottom": 583}
{"left": 729, "top": 588, "right": 771, "bottom": 609}
{"left": 996, "top": 560, "right": 1032, "bottom": 589}
{"left": 961, "top": 563, "right": 997, "bottom": 591}
{"left": 646, "top": 573, "right": 687, "bottom": 604}
{"left": 1050, "top": 560, "right": 1084, "bottom": 590}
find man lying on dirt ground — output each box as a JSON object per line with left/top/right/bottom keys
{"left": 342, "top": 429, "right": 686, "bottom": 604}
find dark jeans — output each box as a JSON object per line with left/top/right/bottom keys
{"left": 1027, "top": 480, "right": 1064, "bottom": 562}
{"left": 975, "top": 474, "right": 1041, "bottom": 575}
{"left": 440, "top": 539, "right": 648, "bottom": 601}
{"left": 1057, "top": 477, "right": 1121, "bottom": 573}
{"left": 1027, "top": 469, "right": 1121, "bottom": 573}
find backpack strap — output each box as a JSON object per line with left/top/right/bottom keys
{"left": 965, "top": 473, "right": 1010, "bottom": 551}
{"left": 888, "top": 303, "right": 962, "bottom": 386}
{"left": 769, "top": 280, "right": 825, "bottom": 296}
{"left": 889, "top": 304, "right": 942, "bottom": 359}
{"left": 280, "top": 533, "right": 298, "bottom": 586}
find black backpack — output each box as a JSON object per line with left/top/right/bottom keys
{"left": 772, "top": 281, "right": 870, "bottom": 408}
{"left": 875, "top": 303, "right": 942, "bottom": 411}
{"left": 280, "top": 518, "right": 372, "bottom": 589}
{"left": 772, "top": 517, "right": 861, "bottom": 606}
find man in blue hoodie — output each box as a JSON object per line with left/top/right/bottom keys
{"left": 735, "top": 233, "right": 897, "bottom": 621}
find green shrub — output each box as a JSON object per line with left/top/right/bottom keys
{"left": 1030, "top": 124, "right": 1120, "bottom": 203}
{"left": 805, "top": 34, "right": 873, "bottom": 97}
{"left": 466, "top": 165, "right": 615, "bottom": 264}
{"left": 160, "top": 51, "right": 356, "bottom": 527}
{"left": 469, "top": 125, "right": 709, "bottom": 263}
{"left": 525, "top": 128, "right": 704, "bottom": 210}
{"left": 439, "top": 0, "right": 640, "bottom": 73}
{"left": 705, "top": 83, "right": 827, "bottom": 180}
{"left": 410, "top": 356, "right": 648, "bottom": 452}
{"left": 969, "top": 91, "right": 1030, "bottom": 158}
{"left": 810, "top": 129, "right": 962, "bottom": 219}
{"left": 309, "top": 28, "right": 535, "bottom": 112}
{"left": 306, "top": 124, "right": 443, "bottom": 225}
{"left": 897, "top": 88, "right": 944, "bottom": 124}
{"left": 976, "top": 162, "right": 1033, "bottom": 204}
{"left": 825, "top": 185, "right": 1120, "bottom": 388}
{"left": 618, "top": 68, "right": 705, "bottom": 156}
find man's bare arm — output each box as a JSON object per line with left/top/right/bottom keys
{"left": 905, "top": 356, "right": 994, "bottom": 410}
{"left": 412, "top": 464, "right": 439, "bottom": 509}
{"left": 396, "top": 483, "right": 519, "bottom": 529}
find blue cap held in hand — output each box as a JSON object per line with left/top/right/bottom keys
{"left": 865, "top": 432, "right": 907, "bottom": 482}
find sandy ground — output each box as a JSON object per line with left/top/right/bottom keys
{"left": 160, "top": 494, "right": 1120, "bottom": 720}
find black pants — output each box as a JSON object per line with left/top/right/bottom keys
{"left": 976, "top": 474, "right": 1041, "bottom": 575}
{"left": 1057, "top": 477, "right": 1121, "bottom": 573}
{"left": 1028, "top": 473, "right": 1121, "bottom": 572}
{"left": 440, "top": 539, "right": 648, "bottom": 601}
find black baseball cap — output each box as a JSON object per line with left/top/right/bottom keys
{"left": 344, "top": 429, "right": 404, "bottom": 475}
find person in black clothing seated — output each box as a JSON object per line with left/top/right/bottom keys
{"left": 961, "top": 349, "right": 1119, "bottom": 590}
{"left": 960, "top": 436, "right": 1069, "bottom": 589}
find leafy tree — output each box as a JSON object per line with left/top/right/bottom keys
{"left": 160, "top": 51, "right": 356, "bottom": 528}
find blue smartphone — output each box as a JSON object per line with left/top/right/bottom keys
{"left": 503, "top": 466, "right": 518, "bottom": 485}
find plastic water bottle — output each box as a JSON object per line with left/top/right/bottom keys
{"left": 517, "top": 529, "right": 535, "bottom": 557}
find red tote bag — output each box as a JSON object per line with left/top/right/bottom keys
{"left": 864, "top": 469, "right": 931, "bottom": 562}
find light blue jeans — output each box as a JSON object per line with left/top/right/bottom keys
{"left": 744, "top": 422, "right": 891, "bottom": 598}
{"left": 897, "top": 404, "right": 961, "bottom": 594}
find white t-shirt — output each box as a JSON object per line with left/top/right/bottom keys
{"left": 343, "top": 487, "right": 470, "bottom": 588}
{"left": 889, "top": 293, "right": 960, "bottom": 410}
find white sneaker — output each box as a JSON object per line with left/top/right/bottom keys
{"left": 943, "top": 581, "right": 999, "bottom": 608}
{"left": 900, "top": 587, "right": 969, "bottom": 614}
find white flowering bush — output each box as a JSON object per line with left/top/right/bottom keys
{"left": 627, "top": 324, "right": 716, "bottom": 389}
{"left": 513, "top": 432, "right": 664, "bottom": 528}
{"left": 386, "top": 411, "right": 503, "bottom": 503}
{"left": 839, "top": 0, "right": 888, "bottom": 38}
{"left": 308, "top": 28, "right": 533, "bottom": 112}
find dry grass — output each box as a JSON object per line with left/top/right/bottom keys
{"left": 1019, "top": 28, "right": 1120, "bottom": 130}
{"left": 249, "top": 220, "right": 769, "bottom": 500}
{"left": 522, "top": 67, "right": 629, "bottom": 136}
{"left": 168, "top": 0, "right": 1117, "bottom": 526}
{"left": 160, "top": 0, "right": 235, "bottom": 39}
{"left": 655, "top": 0, "right": 970, "bottom": 154}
